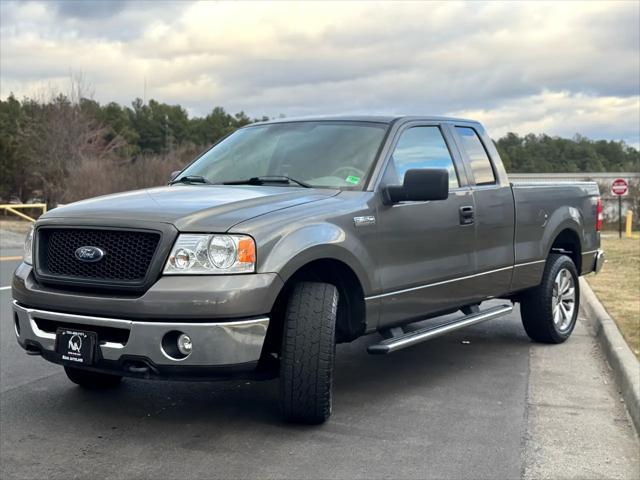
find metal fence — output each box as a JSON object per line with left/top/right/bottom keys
{"left": 0, "top": 203, "right": 47, "bottom": 222}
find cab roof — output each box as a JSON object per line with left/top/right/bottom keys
{"left": 251, "top": 115, "right": 479, "bottom": 126}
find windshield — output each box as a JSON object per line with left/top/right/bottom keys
{"left": 176, "top": 121, "right": 388, "bottom": 189}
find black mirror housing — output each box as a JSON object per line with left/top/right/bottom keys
{"left": 383, "top": 168, "right": 449, "bottom": 204}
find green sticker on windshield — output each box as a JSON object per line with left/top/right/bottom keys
{"left": 345, "top": 175, "right": 361, "bottom": 185}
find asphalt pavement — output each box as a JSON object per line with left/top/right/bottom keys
{"left": 1, "top": 247, "right": 638, "bottom": 479}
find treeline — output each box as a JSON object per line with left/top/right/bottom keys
{"left": 0, "top": 88, "right": 267, "bottom": 205}
{"left": 496, "top": 132, "right": 638, "bottom": 173}
{"left": 77, "top": 97, "right": 268, "bottom": 156}
{"left": 1, "top": 90, "right": 638, "bottom": 206}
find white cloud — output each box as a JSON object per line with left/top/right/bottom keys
{"left": 451, "top": 91, "right": 640, "bottom": 147}
{"left": 1, "top": 0, "right": 638, "bottom": 143}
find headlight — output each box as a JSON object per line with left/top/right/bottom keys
{"left": 163, "top": 234, "right": 256, "bottom": 274}
{"left": 23, "top": 225, "right": 34, "bottom": 265}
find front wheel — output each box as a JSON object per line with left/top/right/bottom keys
{"left": 520, "top": 254, "right": 580, "bottom": 343}
{"left": 279, "top": 282, "right": 338, "bottom": 424}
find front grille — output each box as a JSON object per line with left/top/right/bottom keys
{"left": 37, "top": 228, "right": 161, "bottom": 285}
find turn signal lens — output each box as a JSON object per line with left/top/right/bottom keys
{"left": 596, "top": 197, "right": 603, "bottom": 232}
{"left": 237, "top": 237, "right": 256, "bottom": 264}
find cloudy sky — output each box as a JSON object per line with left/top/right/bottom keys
{"left": 1, "top": 0, "right": 639, "bottom": 144}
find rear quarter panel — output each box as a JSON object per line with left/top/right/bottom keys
{"left": 511, "top": 181, "right": 600, "bottom": 291}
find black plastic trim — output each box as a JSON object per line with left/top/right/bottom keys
{"left": 27, "top": 342, "right": 272, "bottom": 381}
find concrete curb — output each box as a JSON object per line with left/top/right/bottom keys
{"left": 580, "top": 277, "right": 640, "bottom": 434}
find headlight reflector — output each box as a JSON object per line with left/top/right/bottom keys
{"left": 208, "top": 235, "right": 236, "bottom": 269}
{"left": 24, "top": 225, "right": 34, "bottom": 265}
{"left": 164, "top": 234, "right": 255, "bottom": 274}
{"left": 173, "top": 248, "right": 195, "bottom": 270}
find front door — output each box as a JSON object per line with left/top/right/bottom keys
{"left": 374, "top": 123, "right": 477, "bottom": 327}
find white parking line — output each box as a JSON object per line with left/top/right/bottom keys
{"left": 0, "top": 286, "right": 11, "bottom": 291}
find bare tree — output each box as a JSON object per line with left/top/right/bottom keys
{"left": 64, "top": 145, "right": 197, "bottom": 203}
{"left": 19, "top": 75, "right": 126, "bottom": 206}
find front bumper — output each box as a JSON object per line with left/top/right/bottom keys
{"left": 12, "top": 301, "right": 270, "bottom": 379}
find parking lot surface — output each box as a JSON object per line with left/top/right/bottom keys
{"left": 1, "top": 249, "right": 638, "bottom": 479}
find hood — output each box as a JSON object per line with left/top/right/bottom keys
{"left": 44, "top": 185, "right": 338, "bottom": 232}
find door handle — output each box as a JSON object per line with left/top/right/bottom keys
{"left": 459, "top": 206, "right": 474, "bottom": 225}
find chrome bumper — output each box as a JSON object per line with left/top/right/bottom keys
{"left": 594, "top": 249, "right": 605, "bottom": 274}
{"left": 12, "top": 301, "right": 269, "bottom": 367}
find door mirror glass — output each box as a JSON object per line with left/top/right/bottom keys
{"left": 169, "top": 170, "right": 181, "bottom": 182}
{"left": 383, "top": 168, "right": 449, "bottom": 204}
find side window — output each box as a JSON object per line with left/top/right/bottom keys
{"left": 455, "top": 126, "right": 496, "bottom": 185}
{"left": 386, "top": 126, "right": 459, "bottom": 188}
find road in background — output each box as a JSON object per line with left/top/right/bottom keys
{"left": 1, "top": 252, "right": 61, "bottom": 394}
{"left": 1, "top": 240, "right": 638, "bottom": 479}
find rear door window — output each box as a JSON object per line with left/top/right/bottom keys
{"left": 455, "top": 127, "right": 496, "bottom": 185}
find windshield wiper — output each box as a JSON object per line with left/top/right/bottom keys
{"left": 221, "top": 176, "right": 311, "bottom": 188}
{"left": 169, "top": 175, "right": 212, "bottom": 185}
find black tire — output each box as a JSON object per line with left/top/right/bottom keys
{"left": 279, "top": 282, "right": 338, "bottom": 424}
{"left": 520, "top": 254, "right": 580, "bottom": 343}
{"left": 64, "top": 366, "right": 123, "bottom": 389}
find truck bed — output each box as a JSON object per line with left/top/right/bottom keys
{"left": 510, "top": 180, "right": 600, "bottom": 292}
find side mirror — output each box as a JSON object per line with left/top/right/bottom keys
{"left": 169, "top": 170, "right": 181, "bottom": 182}
{"left": 383, "top": 168, "right": 449, "bottom": 205}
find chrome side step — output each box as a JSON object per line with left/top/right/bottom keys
{"left": 367, "top": 304, "right": 513, "bottom": 355}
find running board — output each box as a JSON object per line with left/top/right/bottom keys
{"left": 367, "top": 304, "right": 513, "bottom": 355}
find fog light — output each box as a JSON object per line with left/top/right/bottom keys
{"left": 177, "top": 333, "right": 192, "bottom": 356}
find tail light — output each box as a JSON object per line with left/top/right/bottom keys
{"left": 596, "top": 197, "right": 603, "bottom": 231}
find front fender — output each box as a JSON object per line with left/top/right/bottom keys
{"left": 259, "top": 223, "right": 376, "bottom": 295}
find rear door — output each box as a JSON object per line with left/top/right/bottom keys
{"left": 448, "top": 124, "right": 515, "bottom": 299}
{"left": 374, "top": 122, "right": 478, "bottom": 327}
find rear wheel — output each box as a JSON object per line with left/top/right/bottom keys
{"left": 64, "top": 366, "right": 123, "bottom": 389}
{"left": 520, "top": 254, "right": 580, "bottom": 343}
{"left": 279, "top": 282, "right": 338, "bottom": 424}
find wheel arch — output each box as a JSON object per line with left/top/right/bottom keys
{"left": 262, "top": 254, "right": 368, "bottom": 363}
{"left": 540, "top": 206, "right": 584, "bottom": 270}
{"left": 257, "top": 221, "right": 378, "bottom": 362}
{"left": 548, "top": 227, "right": 583, "bottom": 272}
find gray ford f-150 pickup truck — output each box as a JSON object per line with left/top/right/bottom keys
{"left": 12, "top": 116, "right": 604, "bottom": 424}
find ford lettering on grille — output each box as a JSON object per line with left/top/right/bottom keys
{"left": 74, "top": 246, "right": 105, "bottom": 262}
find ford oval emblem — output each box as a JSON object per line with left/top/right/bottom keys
{"left": 74, "top": 246, "right": 105, "bottom": 262}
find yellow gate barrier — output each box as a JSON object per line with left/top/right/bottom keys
{"left": 0, "top": 203, "right": 47, "bottom": 222}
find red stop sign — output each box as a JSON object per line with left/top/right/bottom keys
{"left": 611, "top": 178, "right": 628, "bottom": 196}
